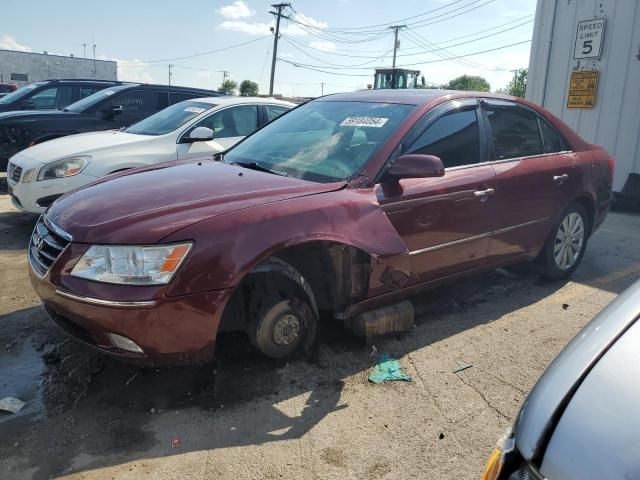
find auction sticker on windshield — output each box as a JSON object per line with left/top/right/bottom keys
{"left": 340, "top": 117, "right": 389, "bottom": 128}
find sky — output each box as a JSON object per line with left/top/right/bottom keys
{"left": 1, "top": 0, "right": 538, "bottom": 97}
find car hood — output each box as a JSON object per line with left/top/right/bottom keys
{"left": 539, "top": 317, "right": 640, "bottom": 480}
{"left": 0, "top": 108, "right": 77, "bottom": 123}
{"left": 17, "top": 130, "right": 155, "bottom": 164}
{"left": 514, "top": 278, "right": 640, "bottom": 463}
{"left": 47, "top": 160, "right": 346, "bottom": 244}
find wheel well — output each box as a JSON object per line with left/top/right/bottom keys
{"left": 573, "top": 196, "right": 595, "bottom": 235}
{"left": 219, "top": 241, "right": 371, "bottom": 332}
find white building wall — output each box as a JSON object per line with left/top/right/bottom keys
{"left": 526, "top": 0, "right": 640, "bottom": 191}
{"left": 0, "top": 50, "right": 117, "bottom": 87}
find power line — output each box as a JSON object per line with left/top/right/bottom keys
{"left": 120, "top": 35, "right": 272, "bottom": 64}
{"left": 279, "top": 39, "right": 532, "bottom": 71}
{"left": 281, "top": 15, "right": 534, "bottom": 57}
{"left": 281, "top": 35, "right": 392, "bottom": 67}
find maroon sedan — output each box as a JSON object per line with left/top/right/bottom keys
{"left": 28, "top": 90, "right": 613, "bottom": 363}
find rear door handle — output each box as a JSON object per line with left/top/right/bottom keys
{"left": 473, "top": 188, "right": 495, "bottom": 198}
{"left": 554, "top": 174, "right": 569, "bottom": 185}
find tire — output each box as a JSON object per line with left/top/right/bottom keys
{"left": 538, "top": 203, "right": 589, "bottom": 280}
{"left": 247, "top": 278, "right": 317, "bottom": 359}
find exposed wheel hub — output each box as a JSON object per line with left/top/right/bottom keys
{"left": 273, "top": 314, "right": 301, "bottom": 346}
{"left": 554, "top": 212, "right": 585, "bottom": 270}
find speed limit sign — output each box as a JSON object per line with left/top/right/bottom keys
{"left": 574, "top": 19, "right": 605, "bottom": 59}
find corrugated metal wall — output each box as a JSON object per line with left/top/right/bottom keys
{"left": 527, "top": 0, "right": 640, "bottom": 191}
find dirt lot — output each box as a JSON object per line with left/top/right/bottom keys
{"left": 1, "top": 176, "right": 639, "bottom": 480}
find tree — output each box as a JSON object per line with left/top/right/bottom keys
{"left": 239, "top": 80, "right": 259, "bottom": 97}
{"left": 442, "top": 75, "right": 490, "bottom": 92}
{"left": 500, "top": 68, "right": 528, "bottom": 98}
{"left": 219, "top": 79, "right": 238, "bottom": 95}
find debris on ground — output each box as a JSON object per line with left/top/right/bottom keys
{"left": 439, "top": 433, "right": 445, "bottom": 440}
{"left": 562, "top": 303, "right": 570, "bottom": 310}
{"left": 368, "top": 353, "right": 412, "bottom": 384}
{"left": 0, "top": 397, "right": 25, "bottom": 414}
{"left": 171, "top": 437, "right": 182, "bottom": 449}
{"left": 453, "top": 363, "right": 473, "bottom": 374}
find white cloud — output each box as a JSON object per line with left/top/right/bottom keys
{"left": 217, "top": 1, "right": 255, "bottom": 19}
{"left": 294, "top": 13, "right": 327, "bottom": 30}
{"left": 0, "top": 35, "right": 31, "bottom": 52}
{"left": 219, "top": 20, "right": 272, "bottom": 35}
{"left": 218, "top": 11, "right": 327, "bottom": 37}
{"left": 108, "top": 58, "right": 154, "bottom": 83}
{"left": 309, "top": 41, "right": 335, "bottom": 52}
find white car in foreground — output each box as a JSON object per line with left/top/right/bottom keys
{"left": 7, "top": 97, "right": 293, "bottom": 213}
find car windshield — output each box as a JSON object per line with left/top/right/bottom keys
{"left": 0, "top": 82, "right": 44, "bottom": 104}
{"left": 64, "top": 85, "right": 131, "bottom": 112}
{"left": 125, "top": 100, "right": 215, "bottom": 136}
{"left": 223, "top": 100, "right": 415, "bottom": 183}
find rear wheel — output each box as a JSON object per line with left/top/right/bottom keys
{"left": 538, "top": 203, "right": 589, "bottom": 279}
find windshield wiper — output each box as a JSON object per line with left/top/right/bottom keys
{"left": 231, "top": 161, "right": 288, "bottom": 177}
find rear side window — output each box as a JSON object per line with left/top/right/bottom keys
{"left": 538, "top": 118, "right": 565, "bottom": 153}
{"left": 408, "top": 108, "right": 481, "bottom": 168}
{"left": 485, "top": 105, "right": 543, "bottom": 160}
{"left": 266, "top": 105, "right": 289, "bottom": 121}
{"left": 79, "top": 86, "right": 102, "bottom": 99}
{"left": 169, "top": 92, "right": 200, "bottom": 105}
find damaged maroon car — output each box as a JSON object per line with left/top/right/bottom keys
{"left": 29, "top": 90, "right": 613, "bottom": 363}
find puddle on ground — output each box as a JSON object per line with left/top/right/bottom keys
{"left": 0, "top": 337, "right": 46, "bottom": 422}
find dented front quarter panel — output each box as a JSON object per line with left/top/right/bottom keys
{"left": 163, "top": 186, "right": 412, "bottom": 298}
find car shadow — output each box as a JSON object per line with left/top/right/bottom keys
{"left": 0, "top": 213, "right": 638, "bottom": 478}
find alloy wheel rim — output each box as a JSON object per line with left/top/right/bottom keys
{"left": 554, "top": 212, "right": 585, "bottom": 270}
{"left": 273, "top": 314, "right": 301, "bottom": 346}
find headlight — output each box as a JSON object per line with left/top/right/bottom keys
{"left": 71, "top": 243, "right": 192, "bottom": 285}
{"left": 37, "top": 156, "right": 90, "bottom": 181}
{"left": 481, "top": 427, "right": 516, "bottom": 480}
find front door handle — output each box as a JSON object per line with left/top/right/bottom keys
{"left": 554, "top": 174, "right": 569, "bottom": 185}
{"left": 473, "top": 188, "right": 495, "bottom": 199}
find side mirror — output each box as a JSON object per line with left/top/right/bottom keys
{"left": 384, "top": 154, "right": 445, "bottom": 181}
{"left": 101, "top": 104, "right": 123, "bottom": 120}
{"left": 182, "top": 126, "right": 214, "bottom": 143}
{"left": 20, "top": 100, "right": 35, "bottom": 110}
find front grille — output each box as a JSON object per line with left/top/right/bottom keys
{"left": 8, "top": 162, "right": 22, "bottom": 183}
{"left": 29, "top": 216, "right": 71, "bottom": 277}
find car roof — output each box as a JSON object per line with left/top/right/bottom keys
{"left": 186, "top": 96, "right": 296, "bottom": 107}
{"left": 316, "top": 88, "right": 513, "bottom": 105}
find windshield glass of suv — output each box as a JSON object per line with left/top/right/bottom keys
{"left": 126, "top": 101, "right": 215, "bottom": 136}
{"left": 0, "top": 83, "right": 43, "bottom": 104}
{"left": 64, "top": 85, "right": 130, "bottom": 112}
{"left": 224, "top": 101, "right": 414, "bottom": 182}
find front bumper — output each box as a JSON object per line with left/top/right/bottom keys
{"left": 29, "top": 266, "right": 233, "bottom": 365}
{"left": 7, "top": 156, "right": 98, "bottom": 213}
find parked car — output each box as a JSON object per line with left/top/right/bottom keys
{"left": 0, "top": 83, "right": 17, "bottom": 98}
{"left": 0, "top": 83, "right": 224, "bottom": 170}
{"left": 0, "top": 79, "right": 118, "bottom": 113}
{"left": 28, "top": 89, "right": 613, "bottom": 364}
{"left": 7, "top": 97, "right": 293, "bottom": 212}
{"left": 481, "top": 278, "right": 640, "bottom": 480}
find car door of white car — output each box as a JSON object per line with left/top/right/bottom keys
{"left": 176, "top": 105, "right": 260, "bottom": 160}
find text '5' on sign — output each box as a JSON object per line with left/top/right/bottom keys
{"left": 567, "top": 70, "right": 599, "bottom": 109}
{"left": 574, "top": 18, "right": 605, "bottom": 59}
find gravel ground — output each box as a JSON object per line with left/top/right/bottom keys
{"left": 0, "top": 178, "right": 639, "bottom": 480}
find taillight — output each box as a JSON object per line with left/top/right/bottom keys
{"left": 608, "top": 154, "right": 615, "bottom": 178}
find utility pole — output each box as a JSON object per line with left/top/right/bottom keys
{"left": 82, "top": 43, "right": 86, "bottom": 58}
{"left": 321, "top": 82, "right": 324, "bottom": 96}
{"left": 92, "top": 43, "right": 97, "bottom": 73}
{"left": 168, "top": 64, "right": 173, "bottom": 86}
{"left": 222, "top": 70, "right": 229, "bottom": 83}
{"left": 268, "top": 2, "right": 290, "bottom": 96}
{"left": 389, "top": 25, "right": 406, "bottom": 69}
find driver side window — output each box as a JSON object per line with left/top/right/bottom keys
{"left": 198, "top": 105, "right": 258, "bottom": 139}
{"left": 408, "top": 108, "right": 481, "bottom": 168}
